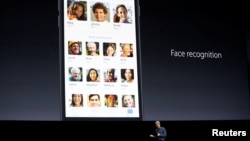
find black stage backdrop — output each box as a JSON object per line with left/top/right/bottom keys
{"left": 0, "top": 0, "right": 249, "bottom": 139}
{"left": 1, "top": 120, "right": 249, "bottom": 140}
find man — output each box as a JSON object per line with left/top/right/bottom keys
{"left": 104, "top": 69, "right": 117, "bottom": 82}
{"left": 105, "top": 94, "right": 117, "bottom": 107}
{"left": 92, "top": 2, "right": 108, "bottom": 22}
{"left": 88, "top": 94, "right": 101, "bottom": 107}
{"left": 149, "top": 121, "right": 167, "bottom": 141}
{"left": 69, "top": 67, "right": 82, "bottom": 81}
{"left": 69, "top": 41, "right": 81, "bottom": 55}
{"left": 86, "top": 42, "right": 99, "bottom": 56}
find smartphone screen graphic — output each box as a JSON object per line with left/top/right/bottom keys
{"left": 59, "top": 0, "right": 142, "bottom": 120}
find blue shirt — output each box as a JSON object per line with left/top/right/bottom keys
{"left": 155, "top": 127, "right": 167, "bottom": 140}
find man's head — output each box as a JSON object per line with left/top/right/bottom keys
{"left": 92, "top": 2, "right": 108, "bottom": 22}
{"left": 155, "top": 121, "right": 161, "bottom": 128}
{"left": 87, "top": 42, "right": 98, "bottom": 56}
{"left": 106, "top": 69, "right": 115, "bottom": 80}
{"left": 106, "top": 94, "right": 117, "bottom": 107}
{"left": 89, "top": 94, "right": 100, "bottom": 107}
{"left": 69, "top": 41, "right": 81, "bottom": 55}
{"left": 71, "top": 67, "right": 81, "bottom": 80}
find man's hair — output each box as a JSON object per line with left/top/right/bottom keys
{"left": 155, "top": 121, "right": 160, "bottom": 125}
{"left": 71, "top": 67, "right": 80, "bottom": 74}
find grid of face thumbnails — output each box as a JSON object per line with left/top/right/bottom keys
{"left": 64, "top": 0, "right": 140, "bottom": 117}
{"left": 66, "top": 0, "right": 134, "bottom": 23}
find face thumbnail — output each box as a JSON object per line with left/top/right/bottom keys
{"left": 90, "top": 70, "right": 97, "bottom": 81}
{"left": 87, "top": 42, "right": 99, "bottom": 56}
{"left": 117, "top": 6, "right": 128, "bottom": 21}
{"left": 94, "top": 9, "right": 106, "bottom": 22}
{"left": 89, "top": 94, "right": 100, "bottom": 107}
{"left": 70, "top": 42, "right": 80, "bottom": 55}
{"left": 125, "top": 69, "right": 133, "bottom": 81}
{"left": 106, "top": 95, "right": 117, "bottom": 107}
{"left": 106, "top": 46, "right": 115, "bottom": 56}
{"left": 107, "top": 69, "right": 114, "bottom": 79}
{"left": 72, "top": 94, "right": 82, "bottom": 107}
{"left": 70, "top": 67, "right": 82, "bottom": 81}
{"left": 123, "top": 95, "right": 134, "bottom": 107}
{"left": 75, "top": 5, "right": 83, "bottom": 18}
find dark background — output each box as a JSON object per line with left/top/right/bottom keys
{"left": 140, "top": 1, "right": 250, "bottom": 121}
{"left": 0, "top": 0, "right": 249, "bottom": 139}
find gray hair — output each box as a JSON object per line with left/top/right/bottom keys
{"left": 155, "top": 121, "right": 160, "bottom": 125}
{"left": 71, "top": 67, "right": 80, "bottom": 74}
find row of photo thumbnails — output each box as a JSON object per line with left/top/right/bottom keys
{"left": 69, "top": 94, "right": 136, "bottom": 108}
{"left": 67, "top": 1, "right": 134, "bottom": 24}
{"left": 68, "top": 41, "right": 134, "bottom": 57}
{"left": 69, "top": 67, "right": 135, "bottom": 83}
